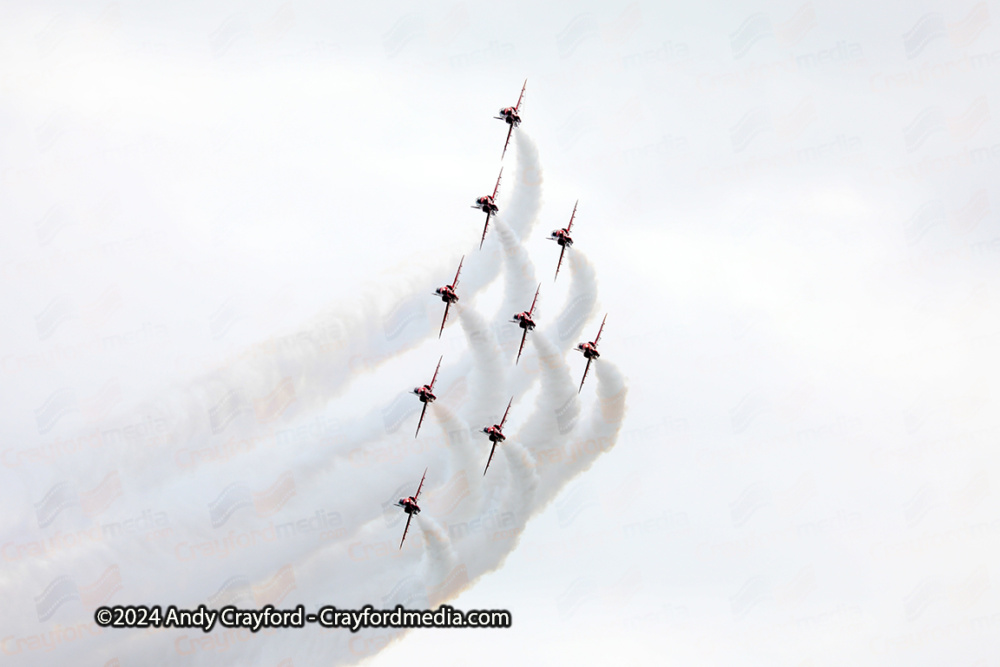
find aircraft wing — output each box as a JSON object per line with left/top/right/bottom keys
{"left": 515, "top": 80, "right": 527, "bottom": 112}
{"left": 594, "top": 314, "right": 607, "bottom": 345}
{"left": 414, "top": 467, "right": 427, "bottom": 501}
{"left": 554, "top": 244, "right": 567, "bottom": 281}
{"left": 483, "top": 440, "right": 499, "bottom": 476}
{"left": 414, "top": 401, "right": 429, "bottom": 438}
{"left": 452, "top": 256, "right": 464, "bottom": 289}
{"left": 579, "top": 357, "right": 593, "bottom": 393}
{"left": 479, "top": 212, "right": 492, "bottom": 250}
{"left": 501, "top": 125, "right": 513, "bottom": 159}
{"left": 493, "top": 167, "right": 503, "bottom": 198}
{"left": 438, "top": 302, "right": 451, "bottom": 338}
{"left": 515, "top": 328, "right": 528, "bottom": 364}
{"left": 499, "top": 397, "right": 513, "bottom": 429}
{"left": 399, "top": 513, "right": 414, "bottom": 550}
{"left": 429, "top": 356, "right": 442, "bottom": 390}
{"left": 528, "top": 285, "right": 540, "bottom": 316}
{"left": 567, "top": 200, "right": 578, "bottom": 233}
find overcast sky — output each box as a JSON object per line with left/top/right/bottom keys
{"left": 2, "top": 1, "right": 1000, "bottom": 665}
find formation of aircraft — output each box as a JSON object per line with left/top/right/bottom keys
{"left": 395, "top": 468, "right": 427, "bottom": 549}
{"left": 434, "top": 257, "right": 463, "bottom": 337}
{"left": 386, "top": 80, "right": 613, "bottom": 549}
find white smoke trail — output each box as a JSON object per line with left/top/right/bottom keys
{"left": 517, "top": 331, "right": 580, "bottom": 460}
{"left": 562, "top": 360, "right": 628, "bottom": 479}
{"left": 500, "top": 441, "right": 539, "bottom": 532}
{"left": 429, "top": 403, "right": 486, "bottom": 517}
{"left": 546, "top": 249, "right": 598, "bottom": 351}
{"left": 492, "top": 217, "right": 540, "bottom": 365}
{"left": 457, "top": 304, "right": 509, "bottom": 429}
{"left": 417, "top": 515, "right": 458, "bottom": 591}
{"left": 505, "top": 131, "right": 544, "bottom": 238}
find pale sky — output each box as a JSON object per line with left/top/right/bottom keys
{"left": 2, "top": 2, "right": 999, "bottom": 666}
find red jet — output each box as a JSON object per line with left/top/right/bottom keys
{"left": 482, "top": 398, "right": 513, "bottom": 476}
{"left": 511, "top": 285, "right": 540, "bottom": 364}
{"left": 576, "top": 315, "right": 606, "bottom": 393}
{"left": 472, "top": 167, "right": 502, "bottom": 249}
{"left": 411, "top": 356, "right": 442, "bottom": 438}
{"left": 549, "top": 201, "right": 578, "bottom": 281}
{"left": 495, "top": 80, "right": 526, "bottom": 159}
{"left": 395, "top": 468, "right": 427, "bottom": 549}
{"left": 434, "top": 257, "right": 463, "bottom": 337}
